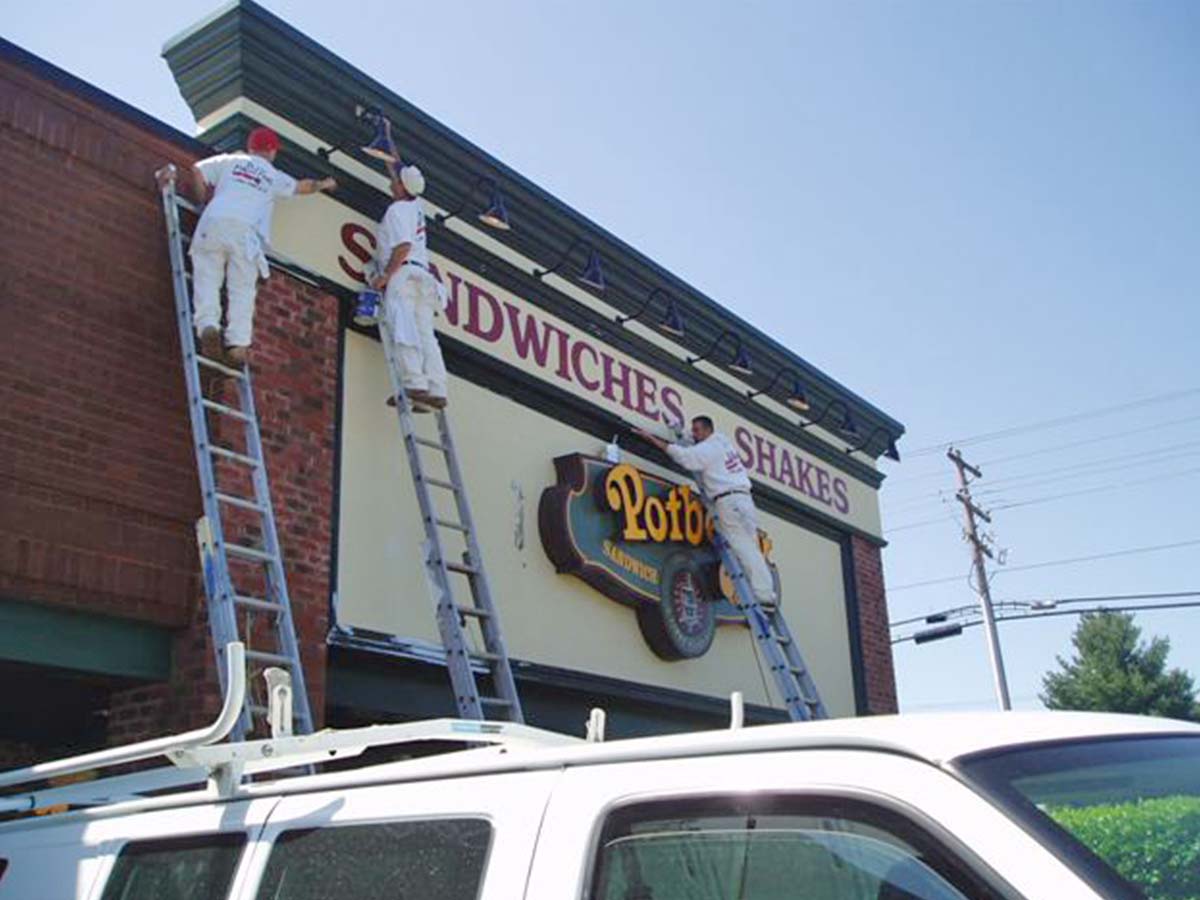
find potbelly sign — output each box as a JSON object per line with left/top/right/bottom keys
{"left": 538, "top": 454, "right": 781, "bottom": 660}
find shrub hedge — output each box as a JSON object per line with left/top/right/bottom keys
{"left": 1047, "top": 795, "right": 1200, "bottom": 900}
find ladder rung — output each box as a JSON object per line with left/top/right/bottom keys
{"left": 456, "top": 605, "right": 491, "bottom": 619}
{"left": 202, "top": 398, "right": 250, "bottom": 421}
{"left": 413, "top": 436, "right": 448, "bottom": 451}
{"left": 209, "top": 444, "right": 260, "bottom": 468}
{"left": 226, "top": 543, "right": 277, "bottom": 563}
{"left": 248, "top": 703, "right": 270, "bottom": 716}
{"left": 246, "top": 649, "right": 292, "bottom": 666}
{"left": 234, "top": 595, "right": 282, "bottom": 613}
{"left": 197, "top": 355, "right": 245, "bottom": 379}
{"left": 788, "top": 666, "right": 809, "bottom": 677}
{"left": 445, "top": 560, "right": 479, "bottom": 576}
{"left": 434, "top": 518, "right": 468, "bottom": 532}
{"left": 479, "top": 697, "right": 512, "bottom": 707}
{"left": 215, "top": 492, "right": 267, "bottom": 513}
{"left": 421, "top": 477, "right": 459, "bottom": 492}
{"left": 471, "top": 650, "right": 502, "bottom": 663}
{"left": 775, "top": 634, "right": 792, "bottom": 645}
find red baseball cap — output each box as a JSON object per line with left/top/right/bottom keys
{"left": 247, "top": 126, "right": 281, "bottom": 154}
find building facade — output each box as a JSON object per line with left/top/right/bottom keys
{"left": 0, "top": 2, "right": 902, "bottom": 763}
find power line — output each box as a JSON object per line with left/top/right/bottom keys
{"left": 887, "top": 538, "right": 1200, "bottom": 592}
{"left": 905, "top": 387, "right": 1200, "bottom": 458}
{"left": 890, "top": 591, "right": 1200, "bottom": 629}
{"left": 888, "top": 439, "right": 1200, "bottom": 511}
{"left": 892, "top": 600, "right": 1200, "bottom": 645}
{"left": 991, "top": 466, "right": 1200, "bottom": 512}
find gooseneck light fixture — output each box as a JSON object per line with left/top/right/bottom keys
{"left": 317, "top": 105, "right": 399, "bottom": 163}
{"left": 614, "top": 287, "right": 687, "bottom": 338}
{"left": 746, "top": 368, "right": 811, "bottom": 412}
{"left": 845, "top": 425, "right": 902, "bottom": 461}
{"left": 686, "top": 330, "right": 754, "bottom": 377}
{"left": 798, "top": 397, "right": 856, "bottom": 433}
{"left": 533, "top": 236, "right": 606, "bottom": 292}
{"left": 435, "top": 176, "right": 511, "bottom": 231}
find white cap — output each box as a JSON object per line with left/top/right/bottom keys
{"left": 399, "top": 165, "right": 425, "bottom": 197}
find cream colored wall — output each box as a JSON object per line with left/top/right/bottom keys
{"left": 337, "top": 332, "right": 857, "bottom": 717}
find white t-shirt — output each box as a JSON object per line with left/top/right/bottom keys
{"left": 666, "top": 432, "right": 753, "bottom": 496}
{"left": 377, "top": 198, "right": 429, "bottom": 269}
{"left": 195, "top": 153, "right": 297, "bottom": 229}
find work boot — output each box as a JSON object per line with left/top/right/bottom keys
{"left": 425, "top": 396, "right": 448, "bottom": 410}
{"left": 385, "top": 394, "right": 433, "bottom": 413}
{"left": 224, "top": 346, "right": 248, "bottom": 369}
{"left": 199, "top": 326, "right": 222, "bottom": 361}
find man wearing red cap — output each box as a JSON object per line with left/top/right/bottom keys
{"left": 186, "top": 126, "right": 337, "bottom": 366}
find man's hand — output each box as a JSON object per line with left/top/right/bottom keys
{"left": 633, "top": 426, "right": 670, "bottom": 452}
{"left": 369, "top": 273, "right": 389, "bottom": 290}
{"left": 319, "top": 177, "right": 337, "bottom": 192}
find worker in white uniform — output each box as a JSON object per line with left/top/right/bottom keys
{"left": 635, "top": 416, "right": 776, "bottom": 607}
{"left": 370, "top": 151, "right": 448, "bottom": 411}
{"left": 179, "top": 126, "right": 337, "bottom": 367}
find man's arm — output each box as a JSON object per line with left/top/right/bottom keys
{"left": 370, "top": 243, "right": 412, "bottom": 290}
{"left": 190, "top": 165, "right": 210, "bottom": 204}
{"left": 294, "top": 176, "right": 337, "bottom": 196}
{"left": 632, "top": 427, "right": 708, "bottom": 472}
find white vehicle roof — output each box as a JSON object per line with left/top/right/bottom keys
{"left": 2, "top": 710, "right": 1196, "bottom": 833}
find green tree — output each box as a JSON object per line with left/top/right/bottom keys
{"left": 1041, "top": 611, "right": 1199, "bottom": 720}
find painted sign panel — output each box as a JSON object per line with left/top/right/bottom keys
{"left": 267, "top": 193, "right": 883, "bottom": 538}
{"left": 539, "top": 454, "right": 782, "bottom": 660}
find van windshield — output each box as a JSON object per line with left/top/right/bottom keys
{"left": 958, "top": 734, "right": 1200, "bottom": 900}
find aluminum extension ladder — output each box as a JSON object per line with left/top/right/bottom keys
{"left": 377, "top": 312, "right": 524, "bottom": 723}
{"left": 704, "top": 488, "right": 828, "bottom": 721}
{"left": 157, "top": 166, "right": 314, "bottom": 740}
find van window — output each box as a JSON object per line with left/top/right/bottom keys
{"left": 255, "top": 818, "right": 491, "bottom": 900}
{"left": 100, "top": 833, "right": 245, "bottom": 900}
{"left": 591, "top": 796, "right": 1001, "bottom": 900}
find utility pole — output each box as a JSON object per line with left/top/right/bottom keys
{"left": 947, "top": 447, "right": 1012, "bottom": 710}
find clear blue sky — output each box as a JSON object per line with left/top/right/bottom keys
{"left": 10, "top": 0, "right": 1199, "bottom": 711}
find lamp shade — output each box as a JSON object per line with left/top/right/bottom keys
{"left": 728, "top": 343, "right": 753, "bottom": 376}
{"left": 658, "top": 298, "right": 685, "bottom": 337}
{"left": 477, "top": 186, "right": 510, "bottom": 230}
{"left": 787, "top": 378, "right": 810, "bottom": 412}
{"left": 578, "top": 249, "right": 606, "bottom": 291}
{"left": 361, "top": 116, "right": 399, "bottom": 163}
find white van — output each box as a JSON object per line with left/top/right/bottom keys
{"left": 1, "top": 653, "right": 1197, "bottom": 900}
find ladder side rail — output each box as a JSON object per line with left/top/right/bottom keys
{"left": 436, "top": 413, "right": 524, "bottom": 722}
{"left": 765, "top": 604, "right": 829, "bottom": 719}
{"left": 701, "top": 483, "right": 826, "bottom": 721}
{"left": 158, "top": 176, "right": 243, "bottom": 703}
{"left": 378, "top": 318, "right": 487, "bottom": 720}
{"left": 710, "top": 526, "right": 808, "bottom": 720}
{"left": 236, "top": 370, "right": 316, "bottom": 734}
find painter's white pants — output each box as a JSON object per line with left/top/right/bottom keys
{"left": 190, "top": 217, "right": 260, "bottom": 348}
{"left": 386, "top": 272, "right": 447, "bottom": 399}
{"left": 715, "top": 492, "right": 776, "bottom": 604}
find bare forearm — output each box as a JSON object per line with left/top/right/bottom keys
{"left": 191, "top": 167, "right": 209, "bottom": 203}
{"left": 296, "top": 177, "right": 336, "bottom": 195}
{"left": 384, "top": 243, "right": 411, "bottom": 278}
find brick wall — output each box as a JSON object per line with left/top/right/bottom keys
{"left": 0, "top": 50, "right": 338, "bottom": 755}
{"left": 851, "top": 536, "right": 899, "bottom": 714}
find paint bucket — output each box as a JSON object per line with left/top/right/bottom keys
{"left": 354, "top": 290, "right": 381, "bottom": 326}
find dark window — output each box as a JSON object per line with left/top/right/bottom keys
{"left": 100, "top": 833, "right": 245, "bottom": 900}
{"left": 255, "top": 818, "right": 492, "bottom": 900}
{"left": 591, "top": 795, "right": 1003, "bottom": 900}
{"left": 960, "top": 734, "right": 1200, "bottom": 900}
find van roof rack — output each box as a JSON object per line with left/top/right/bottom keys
{"left": 0, "top": 642, "right": 580, "bottom": 816}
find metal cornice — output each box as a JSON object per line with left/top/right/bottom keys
{"left": 162, "top": 0, "right": 905, "bottom": 452}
